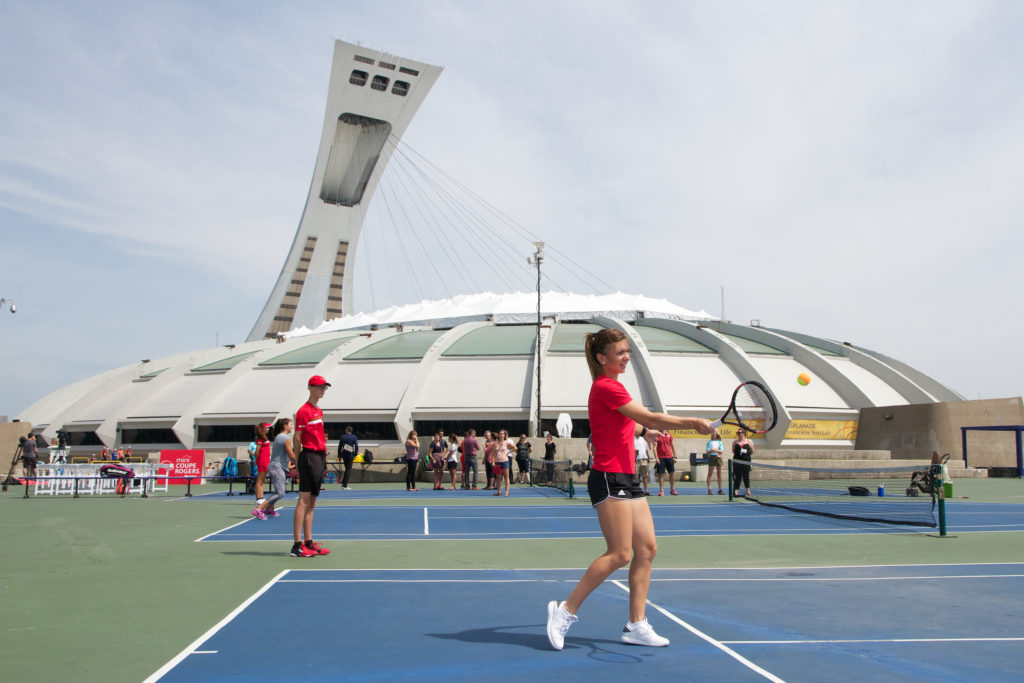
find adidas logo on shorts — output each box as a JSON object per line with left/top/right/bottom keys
{"left": 617, "top": 490, "right": 627, "bottom": 497}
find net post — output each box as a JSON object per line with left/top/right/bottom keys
{"left": 74, "top": 475, "right": 79, "bottom": 499}
{"left": 727, "top": 460, "right": 734, "bottom": 501}
{"left": 140, "top": 475, "right": 149, "bottom": 499}
{"left": 933, "top": 463, "right": 947, "bottom": 537}
{"left": 23, "top": 476, "right": 31, "bottom": 499}
{"left": 186, "top": 477, "right": 193, "bottom": 497}
{"left": 569, "top": 479, "right": 575, "bottom": 499}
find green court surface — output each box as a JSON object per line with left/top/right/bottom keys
{"left": 2, "top": 478, "right": 1023, "bottom": 681}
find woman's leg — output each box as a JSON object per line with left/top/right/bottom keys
{"left": 261, "top": 466, "right": 286, "bottom": 510}
{"left": 564, "top": 499, "right": 636, "bottom": 614}
{"left": 625, "top": 498, "right": 658, "bottom": 622}
{"left": 256, "top": 471, "right": 266, "bottom": 499}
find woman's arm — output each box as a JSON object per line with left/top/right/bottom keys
{"left": 617, "top": 399, "right": 712, "bottom": 437}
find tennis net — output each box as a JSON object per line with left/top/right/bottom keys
{"left": 730, "top": 459, "right": 942, "bottom": 528}
{"left": 530, "top": 458, "right": 575, "bottom": 497}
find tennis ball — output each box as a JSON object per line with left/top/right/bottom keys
{"left": 797, "top": 372, "right": 811, "bottom": 386}
{"left": 683, "top": 474, "right": 690, "bottom": 481}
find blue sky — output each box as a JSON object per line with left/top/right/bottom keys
{"left": 2, "top": 0, "right": 1023, "bottom": 419}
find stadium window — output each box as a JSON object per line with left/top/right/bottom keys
{"left": 392, "top": 80, "right": 410, "bottom": 96}
{"left": 378, "top": 60, "right": 396, "bottom": 70}
{"left": 353, "top": 55, "right": 374, "bottom": 65}
{"left": 350, "top": 70, "right": 368, "bottom": 86}
{"left": 371, "top": 75, "right": 389, "bottom": 91}
{"left": 399, "top": 66, "right": 419, "bottom": 77}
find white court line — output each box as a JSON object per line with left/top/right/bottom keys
{"left": 424, "top": 507, "right": 429, "bottom": 535}
{"left": 143, "top": 569, "right": 289, "bottom": 682}
{"left": 610, "top": 579, "right": 785, "bottom": 683}
{"left": 723, "top": 637, "right": 1024, "bottom": 644}
{"left": 194, "top": 516, "right": 258, "bottom": 543}
{"left": 652, "top": 573, "right": 1024, "bottom": 582}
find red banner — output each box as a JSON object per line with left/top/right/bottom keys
{"left": 159, "top": 449, "right": 205, "bottom": 485}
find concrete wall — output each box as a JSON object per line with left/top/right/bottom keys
{"left": 856, "top": 397, "right": 1024, "bottom": 468}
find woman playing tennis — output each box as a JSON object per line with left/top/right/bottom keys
{"left": 546, "top": 327, "right": 711, "bottom": 650}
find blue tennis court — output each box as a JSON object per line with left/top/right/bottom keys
{"left": 196, "top": 501, "right": 1024, "bottom": 542}
{"left": 148, "top": 565, "right": 1024, "bottom": 682}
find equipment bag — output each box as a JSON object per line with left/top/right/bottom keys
{"left": 222, "top": 456, "right": 238, "bottom": 479}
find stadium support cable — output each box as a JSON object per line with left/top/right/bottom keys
{"left": 728, "top": 459, "right": 945, "bottom": 529}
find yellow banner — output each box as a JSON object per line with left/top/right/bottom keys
{"left": 784, "top": 420, "right": 858, "bottom": 440}
{"left": 668, "top": 425, "right": 763, "bottom": 440}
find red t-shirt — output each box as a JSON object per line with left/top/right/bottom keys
{"left": 295, "top": 401, "right": 326, "bottom": 452}
{"left": 656, "top": 432, "right": 674, "bottom": 459}
{"left": 587, "top": 375, "right": 635, "bottom": 474}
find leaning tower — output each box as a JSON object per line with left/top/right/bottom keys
{"left": 247, "top": 40, "right": 443, "bottom": 341}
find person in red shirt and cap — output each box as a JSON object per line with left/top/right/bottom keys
{"left": 290, "top": 375, "right": 333, "bottom": 557}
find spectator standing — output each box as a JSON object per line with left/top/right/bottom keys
{"left": 515, "top": 434, "right": 533, "bottom": 484}
{"left": 732, "top": 429, "right": 754, "bottom": 497}
{"left": 493, "top": 429, "right": 514, "bottom": 497}
{"left": 446, "top": 433, "right": 460, "bottom": 490}
{"left": 705, "top": 430, "right": 724, "bottom": 495}
{"left": 290, "top": 375, "right": 332, "bottom": 558}
{"left": 655, "top": 431, "right": 677, "bottom": 496}
{"left": 21, "top": 433, "right": 37, "bottom": 481}
{"left": 462, "top": 429, "right": 480, "bottom": 489}
{"left": 404, "top": 430, "right": 420, "bottom": 491}
{"left": 634, "top": 434, "right": 651, "bottom": 495}
{"left": 428, "top": 432, "right": 446, "bottom": 490}
{"left": 338, "top": 425, "right": 358, "bottom": 491}
{"left": 543, "top": 432, "right": 557, "bottom": 483}
{"left": 483, "top": 430, "right": 496, "bottom": 490}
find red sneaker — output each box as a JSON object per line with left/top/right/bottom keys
{"left": 305, "top": 541, "right": 330, "bottom": 556}
{"left": 290, "top": 543, "right": 316, "bottom": 558}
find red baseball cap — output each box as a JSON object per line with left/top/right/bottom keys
{"left": 308, "top": 375, "right": 331, "bottom": 387}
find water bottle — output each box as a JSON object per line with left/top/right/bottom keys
{"left": 877, "top": 485, "right": 884, "bottom": 497}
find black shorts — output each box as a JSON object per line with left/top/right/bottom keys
{"left": 587, "top": 469, "right": 645, "bottom": 507}
{"left": 516, "top": 457, "right": 530, "bottom": 473}
{"left": 446, "top": 459, "right": 458, "bottom": 470}
{"left": 298, "top": 449, "right": 327, "bottom": 496}
{"left": 655, "top": 458, "right": 675, "bottom": 474}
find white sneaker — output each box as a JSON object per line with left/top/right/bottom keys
{"left": 342, "top": 486, "right": 352, "bottom": 491}
{"left": 621, "top": 618, "right": 669, "bottom": 647}
{"left": 255, "top": 498, "right": 265, "bottom": 505}
{"left": 546, "top": 600, "right": 578, "bottom": 651}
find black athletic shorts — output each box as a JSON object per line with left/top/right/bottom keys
{"left": 587, "top": 468, "right": 645, "bottom": 507}
{"left": 655, "top": 458, "right": 675, "bottom": 474}
{"left": 298, "top": 449, "right": 327, "bottom": 496}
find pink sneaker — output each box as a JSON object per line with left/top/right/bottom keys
{"left": 265, "top": 508, "right": 280, "bottom": 517}
{"left": 251, "top": 508, "right": 267, "bottom": 520}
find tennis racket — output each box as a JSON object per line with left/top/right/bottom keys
{"left": 710, "top": 381, "right": 778, "bottom": 434}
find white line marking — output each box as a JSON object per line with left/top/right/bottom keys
{"left": 192, "top": 650, "right": 218, "bottom": 654}
{"left": 651, "top": 574, "right": 1024, "bottom": 582}
{"left": 194, "top": 516, "right": 258, "bottom": 543}
{"left": 723, "top": 637, "right": 1024, "bottom": 644}
{"left": 424, "top": 507, "right": 429, "bottom": 536}
{"left": 610, "top": 580, "right": 786, "bottom": 682}
{"left": 143, "top": 569, "right": 289, "bottom": 682}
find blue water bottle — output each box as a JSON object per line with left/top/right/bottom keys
{"left": 877, "top": 485, "right": 884, "bottom": 497}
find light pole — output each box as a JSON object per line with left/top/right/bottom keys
{"left": 0, "top": 298, "right": 15, "bottom": 314}
{"left": 527, "top": 243, "right": 544, "bottom": 437}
